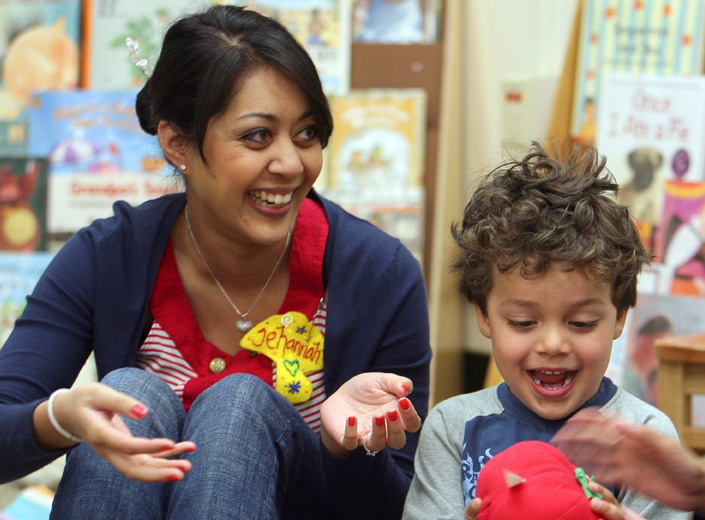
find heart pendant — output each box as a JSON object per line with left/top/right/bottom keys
{"left": 236, "top": 319, "right": 254, "bottom": 333}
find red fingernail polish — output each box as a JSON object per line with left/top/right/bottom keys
{"left": 132, "top": 404, "right": 147, "bottom": 417}
{"left": 161, "top": 445, "right": 174, "bottom": 451}
{"left": 185, "top": 445, "right": 196, "bottom": 452}
{"left": 348, "top": 416, "right": 356, "bottom": 427}
{"left": 168, "top": 475, "right": 180, "bottom": 482}
{"left": 399, "top": 398, "right": 411, "bottom": 411}
{"left": 375, "top": 416, "right": 385, "bottom": 427}
{"left": 401, "top": 384, "right": 409, "bottom": 396}
{"left": 388, "top": 410, "right": 399, "bottom": 422}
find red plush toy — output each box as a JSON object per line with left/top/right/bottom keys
{"left": 475, "top": 440, "right": 603, "bottom": 520}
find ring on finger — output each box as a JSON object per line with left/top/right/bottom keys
{"left": 363, "top": 432, "right": 378, "bottom": 457}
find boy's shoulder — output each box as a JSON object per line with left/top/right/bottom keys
{"left": 602, "top": 385, "right": 679, "bottom": 438}
{"left": 425, "top": 386, "right": 503, "bottom": 430}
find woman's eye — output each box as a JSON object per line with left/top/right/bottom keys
{"left": 295, "top": 125, "right": 320, "bottom": 143}
{"left": 242, "top": 129, "right": 272, "bottom": 144}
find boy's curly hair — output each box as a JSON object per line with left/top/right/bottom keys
{"left": 451, "top": 142, "right": 651, "bottom": 315}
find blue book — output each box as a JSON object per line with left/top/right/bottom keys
{"left": 26, "top": 90, "right": 180, "bottom": 235}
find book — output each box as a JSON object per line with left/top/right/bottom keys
{"left": 0, "top": 485, "right": 53, "bottom": 520}
{"left": 0, "top": 0, "right": 82, "bottom": 156}
{"left": 321, "top": 89, "right": 426, "bottom": 262}
{"left": 227, "top": 0, "right": 352, "bottom": 95}
{"left": 0, "top": 252, "right": 54, "bottom": 347}
{"left": 352, "top": 0, "right": 443, "bottom": 44}
{"left": 608, "top": 291, "right": 705, "bottom": 406}
{"left": 596, "top": 73, "right": 705, "bottom": 251}
{"left": 0, "top": 157, "right": 48, "bottom": 251}
{"left": 651, "top": 180, "right": 705, "bottom": 296}
{"left": 571, "top": 0, "right": 705, "bottom": 145}
{"left": 27, "top": 90, "right": 181, "bottom": 236}
{"left": 81, "top": 0, "right": 211, "bottom": 90}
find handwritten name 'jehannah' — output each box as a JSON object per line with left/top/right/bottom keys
{"left": 248, "top": 325, "right": 323, "bottom": 365}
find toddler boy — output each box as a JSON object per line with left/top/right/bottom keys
{"left": 402, "top": 143, "right": 686, "bottom": 520}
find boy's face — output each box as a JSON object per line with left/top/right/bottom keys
{"left": 476, "top": 266, "right": 627, "bottom": 421}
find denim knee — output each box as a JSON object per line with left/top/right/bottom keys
{"left": 101, "top": 367, "right": 185, "bottom": 440}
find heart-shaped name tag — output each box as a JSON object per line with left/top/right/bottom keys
{"left": 240, "top": 312, "right": 324, "bottom": 404}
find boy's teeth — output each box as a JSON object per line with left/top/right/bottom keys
{"left": 531, "top": 370, "right": 574, "bottom": 389}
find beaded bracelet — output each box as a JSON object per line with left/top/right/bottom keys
{"left": 47, "top": 388, "right": 83, "bottom": 444}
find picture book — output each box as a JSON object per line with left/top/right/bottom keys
{"left": 0, "top": 485, "right": 53, "bottom": 520}
{"left": 596, "top": 73, "right": 705, "bottom": 251}
{"left": 0, "top": 157, "right": 48, "bottom": 252}
{"left": 352, "top": 0, "right": 443, "bottom": 44}
{"left": 607, "top": 291, "right": 705, "bottom": 406}
{"left": 27, "top": 90, "right": 181, "bottom": 235}
{"left": 571, "top": 0, "right": 705, "bottom": 145}
{"left": 227, "top": 0, "right": 352, "bottom": 95}
{"left": 322, "top": 89, "right": 426, "bottom": 261}
{"left": 0, "top": 252, "right": 54, "bottom": 347}
{"left": 81, "top": 0, "right": 211, "bottom": 90}
{"left": 651, "top": 180, "right": 705, "bottom": 296}
{"left": 0, "top": 0, "right": 82, "bottom": 156}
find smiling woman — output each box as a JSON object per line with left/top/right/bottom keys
{"left": 0, "top": 6, "right": 431, "bottom": 520}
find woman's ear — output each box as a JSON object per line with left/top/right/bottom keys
{"left": 157, "top": 120, "right": 192, "bottom": 171}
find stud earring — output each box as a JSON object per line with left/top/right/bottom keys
{"left": 179, "top": 164, "right": 187, "bottom": 171}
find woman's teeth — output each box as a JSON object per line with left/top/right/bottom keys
{"left": 251, "top": 191, "right": 292, "bottom": 207}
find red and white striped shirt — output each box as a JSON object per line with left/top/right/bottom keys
{"left": 136, "top": 199, "right": 329, "bottom": 432}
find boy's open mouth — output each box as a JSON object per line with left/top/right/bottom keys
{"left": 530, "top": 369, "right": 576, "bottom": 390}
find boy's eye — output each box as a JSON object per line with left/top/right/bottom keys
{"left": 570, "top": 321, "right": 598, "bottom": 329}
{"left": 508, "top": 320, "right": 535, "bottom": 329}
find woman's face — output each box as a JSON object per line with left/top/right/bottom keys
{"left": 185, "top": 66, "right": 323, "bottom": 247}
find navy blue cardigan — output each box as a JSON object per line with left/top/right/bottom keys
{"left": 0, "top": 191, "right": 431, "bottom": 519}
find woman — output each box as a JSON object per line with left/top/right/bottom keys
{"left": 0, "top": 6, "right": 431, "bottom": 519}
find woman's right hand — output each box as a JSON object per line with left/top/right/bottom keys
{"left": 36, "top": 383, "right": 196, "bottom": 483}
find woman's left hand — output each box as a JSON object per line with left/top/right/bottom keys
{"left": 319, "top": 372, "right": 421, "bottom": 458}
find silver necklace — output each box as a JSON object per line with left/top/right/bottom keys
{"left": 184, "top": 205, "right": 291, "bottom": 333}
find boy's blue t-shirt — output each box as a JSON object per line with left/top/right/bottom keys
{"left": 460, "top": 378, "right": 618, "bottom": 502}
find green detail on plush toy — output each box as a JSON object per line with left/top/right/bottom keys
{"left": 575, "top": 468, "right": 603, "bottom": 500}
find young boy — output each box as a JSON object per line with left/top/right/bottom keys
{"left": 402, "top": 143, "right": 687, "bottom": 520}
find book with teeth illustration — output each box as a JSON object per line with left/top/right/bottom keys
{"left": 321, "top": 89, "right": 427, "bottom": 263}
{"left": 27, "top": 90, "right": 181, "bottom": 237}
{"left": 0, "top": 0, "right": 82, "bottom": 156}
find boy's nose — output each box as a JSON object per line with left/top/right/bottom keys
{"left": 536, "top": 327, "right": 570, "bottom": 356}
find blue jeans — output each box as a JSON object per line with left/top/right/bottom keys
{"left": 51, "top": 369, "right": 329, "bottom": 519}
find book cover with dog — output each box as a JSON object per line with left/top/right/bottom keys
{"left": 596, "top": 73, "right": 705, "bottom": 252}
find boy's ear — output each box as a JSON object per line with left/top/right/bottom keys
{"left": 474, "top": 303, "right": 492, "bottom": 339}
{"left": 157, "top": 120, "right": 192, "bottom": 171}
{"left": 613, "top": 309, "right": 629, "bottom": 339}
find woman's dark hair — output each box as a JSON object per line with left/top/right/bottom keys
{"left": 136, "top": 5, "right": 333, "bottom": 159}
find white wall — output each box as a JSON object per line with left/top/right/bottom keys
{"left": 459, "top": 0, "right": 580, "bottom": 353}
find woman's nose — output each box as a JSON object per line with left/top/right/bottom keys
{"left": 268, "top": 139, "right": 304, "bottom": 176}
